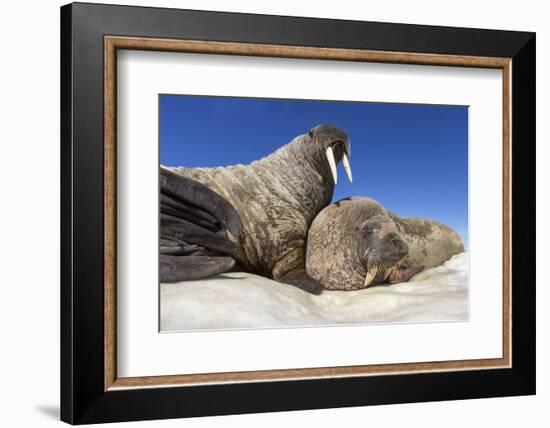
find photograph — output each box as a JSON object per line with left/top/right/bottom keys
{"left": 159, "top": 95, "right": 469, "bottom": 331}
{"left": 55, "top": 2, "right": 536, "bottom": 424}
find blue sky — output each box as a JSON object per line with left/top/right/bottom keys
{"left": 160, "top": 95, "right": 468, "bottom": 246}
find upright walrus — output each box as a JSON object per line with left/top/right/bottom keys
{"left": 306, "top": 197, "right": 465, "bottom": 290}
{"left": 160, "top": 124, "right": 353, "bottom": 293}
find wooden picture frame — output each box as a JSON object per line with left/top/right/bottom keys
{"left": 61, "top": 2, "right": 535, "bottom": 424}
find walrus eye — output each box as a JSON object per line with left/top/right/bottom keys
{"left": 363, "top": 225, "right": 373, "bottom": 234}
{"left": 308, "top": 130, "right": 314, "bottom": 138}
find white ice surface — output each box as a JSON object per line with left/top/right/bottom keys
{"left": 161, "top": 252, "right": 469, "bottom": 332}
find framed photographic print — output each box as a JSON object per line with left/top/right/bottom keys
{"left": 60, "top": 2, "right": 535, "bottom": 424}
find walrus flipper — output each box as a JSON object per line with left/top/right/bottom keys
{"left": 387, "top": 265, "right": 424, "bottom": 284}
{"left": 278, "top": 268, "right": 324, "bottom": 295}
{"left": 161, "top": 167, "right": 243, "bottom": 237}
{"left": 160, "top": 168, "right": 243, "bottom": 282}
{"left": 161, "top": 255, "right": 236, "bottom": 282}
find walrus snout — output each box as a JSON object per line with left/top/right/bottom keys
{"left": 363, "top": 236, "right": 408, "bottom": 269}
{"left": 359, "top": 226, "right": 410, "bottom": 287}
{"left": 374, "top": 233, "right": 408, "bottom": 264}
{"left": 308, "top": 124, "right": 352, "bottom": 184}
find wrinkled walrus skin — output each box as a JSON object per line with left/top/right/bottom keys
{"left": 161, "top": 124, "right": 352, "bottom": 293}
{"left": 306, "top": 197, "right": 465, "bottom": 291}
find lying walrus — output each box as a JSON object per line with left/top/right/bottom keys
{"left": 160, "top": 124, "right": 353, "bottom": 293}
{"left": 306, "top": 197, "right": 465, "bottom": 291}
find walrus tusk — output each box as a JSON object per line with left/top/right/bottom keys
{"left": 326, "top": 146, "right": 338, "bottom": 184}
{"left": 342, "top": 153, "right": 353, "bottom": 183}
{"left": 383, "top": 265, "right": 396, "bottom": 281}
{"left": 364, "top": 266, "right": 378, "bottom": 287}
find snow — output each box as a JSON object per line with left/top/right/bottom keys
{"left": 161, "top": 252, "right": 469, "bottom": 332}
